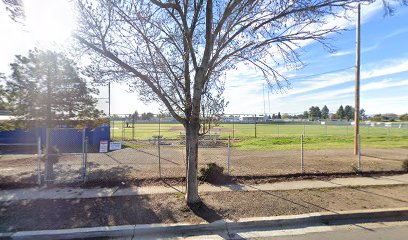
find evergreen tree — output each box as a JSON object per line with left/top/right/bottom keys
{"left": 303, "top": 111, "right": 309, "bottom": 119}
{"left": 321, "top": 105, "right": 329, "bottom": 119}
{"left": 277, "top": 112, "right": 282, "bottom": 119}
{"left": 5, "top": 49, "right": 102, "bottom": 127}
{"left": 359, "top": 109, "right": 367, "bottom": 120}
{"left": 344, "top": 105, "right": 354, "bottom": 121}
{"left": 131, "top": 110, "right": 139, "bottom": 120}
{"left": 336, "top": 105, "right": 345, "bottom": 120}
{"left": 309, "top": 106, "right": 321, "bottom": 119}
{"left": 0, "top": 82, "right": 7, "bottom": 111}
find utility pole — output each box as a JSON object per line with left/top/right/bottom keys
{"left": 354, "top": 3, "right": 361, "bottom": 155}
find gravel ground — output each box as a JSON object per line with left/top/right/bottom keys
{"left": 1, "top": 185, "right": 408, "bottom": 232}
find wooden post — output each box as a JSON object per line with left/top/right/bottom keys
{"left": 354, "top": 3, "right": 361, "bottom": 155}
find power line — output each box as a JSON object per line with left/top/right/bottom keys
{"left": 227, "top": 66, "right": 354, "bottom": 88}
{"left": 285, "top": 66, "right": 354, "bottom": 81}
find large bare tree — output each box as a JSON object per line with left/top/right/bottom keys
{"left": 74, "top": 0, "right": 383, "bottom": 205}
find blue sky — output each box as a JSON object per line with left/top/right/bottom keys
{"left": 224, "top": 3, "right": 408, "bottom": 115}
{"left": 0, "top": 1, "right": 407, "bottom": 115}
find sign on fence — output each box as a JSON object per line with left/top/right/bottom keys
{"left": 109, "top": 141, "right": 122, "bottom": 151}
{"left": 99, "top": 140, "right": 108, "bottom": 153}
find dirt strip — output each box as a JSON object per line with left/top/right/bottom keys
{"left": 1, "top": 185, "right": 408, "bottom": 232}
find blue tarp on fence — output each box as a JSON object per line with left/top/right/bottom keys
{"left": 0, "top": 126, "right": 110, "bottom": 148}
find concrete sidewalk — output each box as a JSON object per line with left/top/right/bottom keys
{"left": 1, "top": 174, "right": 407, "bottom": 202}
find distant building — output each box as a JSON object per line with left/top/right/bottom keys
{"left": 222, "top": 115, "right": 240, "bottom": 123}
{"left": 240, "top": 114, "right": 268, "bottom": 123}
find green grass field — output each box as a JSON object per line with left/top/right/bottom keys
{"left": 109, "top": 121, "right": 407, "bottom": 150}
{"left": 110, "top": 122, "right": 408, "bottom": 139}
{"left": 233, "top": 136, "right": 408, "bottom": 150}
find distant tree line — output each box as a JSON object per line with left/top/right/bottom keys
{"left": 369, "top": 113, "right": 408, "bottom": 122}
{"left": 303, "top": 105, "right": 367, "bottom": 120}
{"left": 267, "top": 105, "right": 367, "bottom": 121}
{"left": 267, "top": 106, "right": 407, "bottom": 122}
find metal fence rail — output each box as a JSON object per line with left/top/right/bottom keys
{"left": 0, "top": 114, "right": 407, "bottom": 186}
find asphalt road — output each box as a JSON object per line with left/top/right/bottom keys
{"left": 153, "top": 221, "right": 408, "bottom": 240}
{"left": 266, "top": 223, "right": 408, "bottom": 240}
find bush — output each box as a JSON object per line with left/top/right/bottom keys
{"left": 403, "top": 159, "right": 408, "bottom": 172}
{"left": 199, "top": 163, "right": 226, "bottom": 184}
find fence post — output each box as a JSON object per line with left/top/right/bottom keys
{"left": 232, "top": 116, "right": 235, "bottom": 140}
{"left": 121, "top": 118, "right": 124, "bottom": 141}
{"left": 303, "top": 123, "right": 306, "bottom": 137}
{"left": 132, "top": 114, "right": 135, "bottom": 141}
{"left": 301, "top": 134, "right": 304, "bottom": 174}
{"left": 83, "top": 136, "right": 89, "bottom": 183}
{"left": 346, "top": 125, "right": 348, "bottom": 136}
{"left": 112, "top": 118, "right": 115, "bottom": 140}
{"left": 326, "top": 124, "right": 328, "bottom": 136}
{"left": 82, "top": 129, "right": 87, "bottom": 182}
{"left": 255, "top": 122, "right": 257, "bottom": 138}
{"left": 277, "top": 123, "right": 280, "bottom": 137}
{"left": 357, "top": 134, "right": 362, "bottom": 173}
{"left": 228, "top": 135, "right": 231, "bottom": 176}
{"left": 37, "top": 136, "right": 42, "bottom": 185}
{"left": 158, "top": 135, "right": 162, "bottom": 178}
{"left": 44, "top": 128, "right": 53, "bottom": 182}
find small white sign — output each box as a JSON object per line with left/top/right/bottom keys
{"left": 109, "top": 142, "right": 122, "bottom": 151}
{"left": 99, "top": 141, "right": 109, "bottom": 153}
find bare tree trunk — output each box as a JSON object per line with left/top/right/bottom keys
{"left": 185, "top": 120, "right": 201, "bottom": 205}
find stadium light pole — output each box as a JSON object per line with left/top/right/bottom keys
{"left": 354, "top": 3, "right": 361, "bottom": 156}
{"left": 263, "top": 83, "right": 266, "bottom": 116}
{"left": 108, "top": 82, "right": 111, "bottom": 117}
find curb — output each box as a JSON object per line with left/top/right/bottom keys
{"left": 5, "top": 208, "right": 408, "bottom": 239}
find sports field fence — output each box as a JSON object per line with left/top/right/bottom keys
{"left": 0, "top": 114, "right": 407, "bottom": 186}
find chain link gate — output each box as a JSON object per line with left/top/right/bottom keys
{"left": 42, "top": 128, "right": 88, "bottom": 184}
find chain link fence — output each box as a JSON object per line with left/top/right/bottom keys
{"left": 0, "top": 114, "right": 407, "bottom": 186}
{"left": 0, "top": 139, "right": 40, "bottom": 186}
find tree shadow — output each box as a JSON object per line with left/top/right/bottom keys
{"left": 0, "top": 194, "right": 173, "bottom": 233}
{"left": 189, "top": 201, "right": 223, "bottom": 223}
{"left": 86, "top": 163, "right": 134, "bottom": 182}
{"left": 362, "top": 154, "right": 404, "bottom": 162}
{"left": 0, "top": 172, "right": 38, "bottom": 189}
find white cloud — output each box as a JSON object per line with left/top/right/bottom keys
{"left": 298, "top": 78, "right": 408, "bottom": 102}
{"left": 330, "top": 50, "right": 353, "bottom": 57}
{"left": 225, "top": 56, "right": 408, "bottom": 114}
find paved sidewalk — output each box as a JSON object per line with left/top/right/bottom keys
{"left": 1, "top": 174, "right": 407, "bottom": 202}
